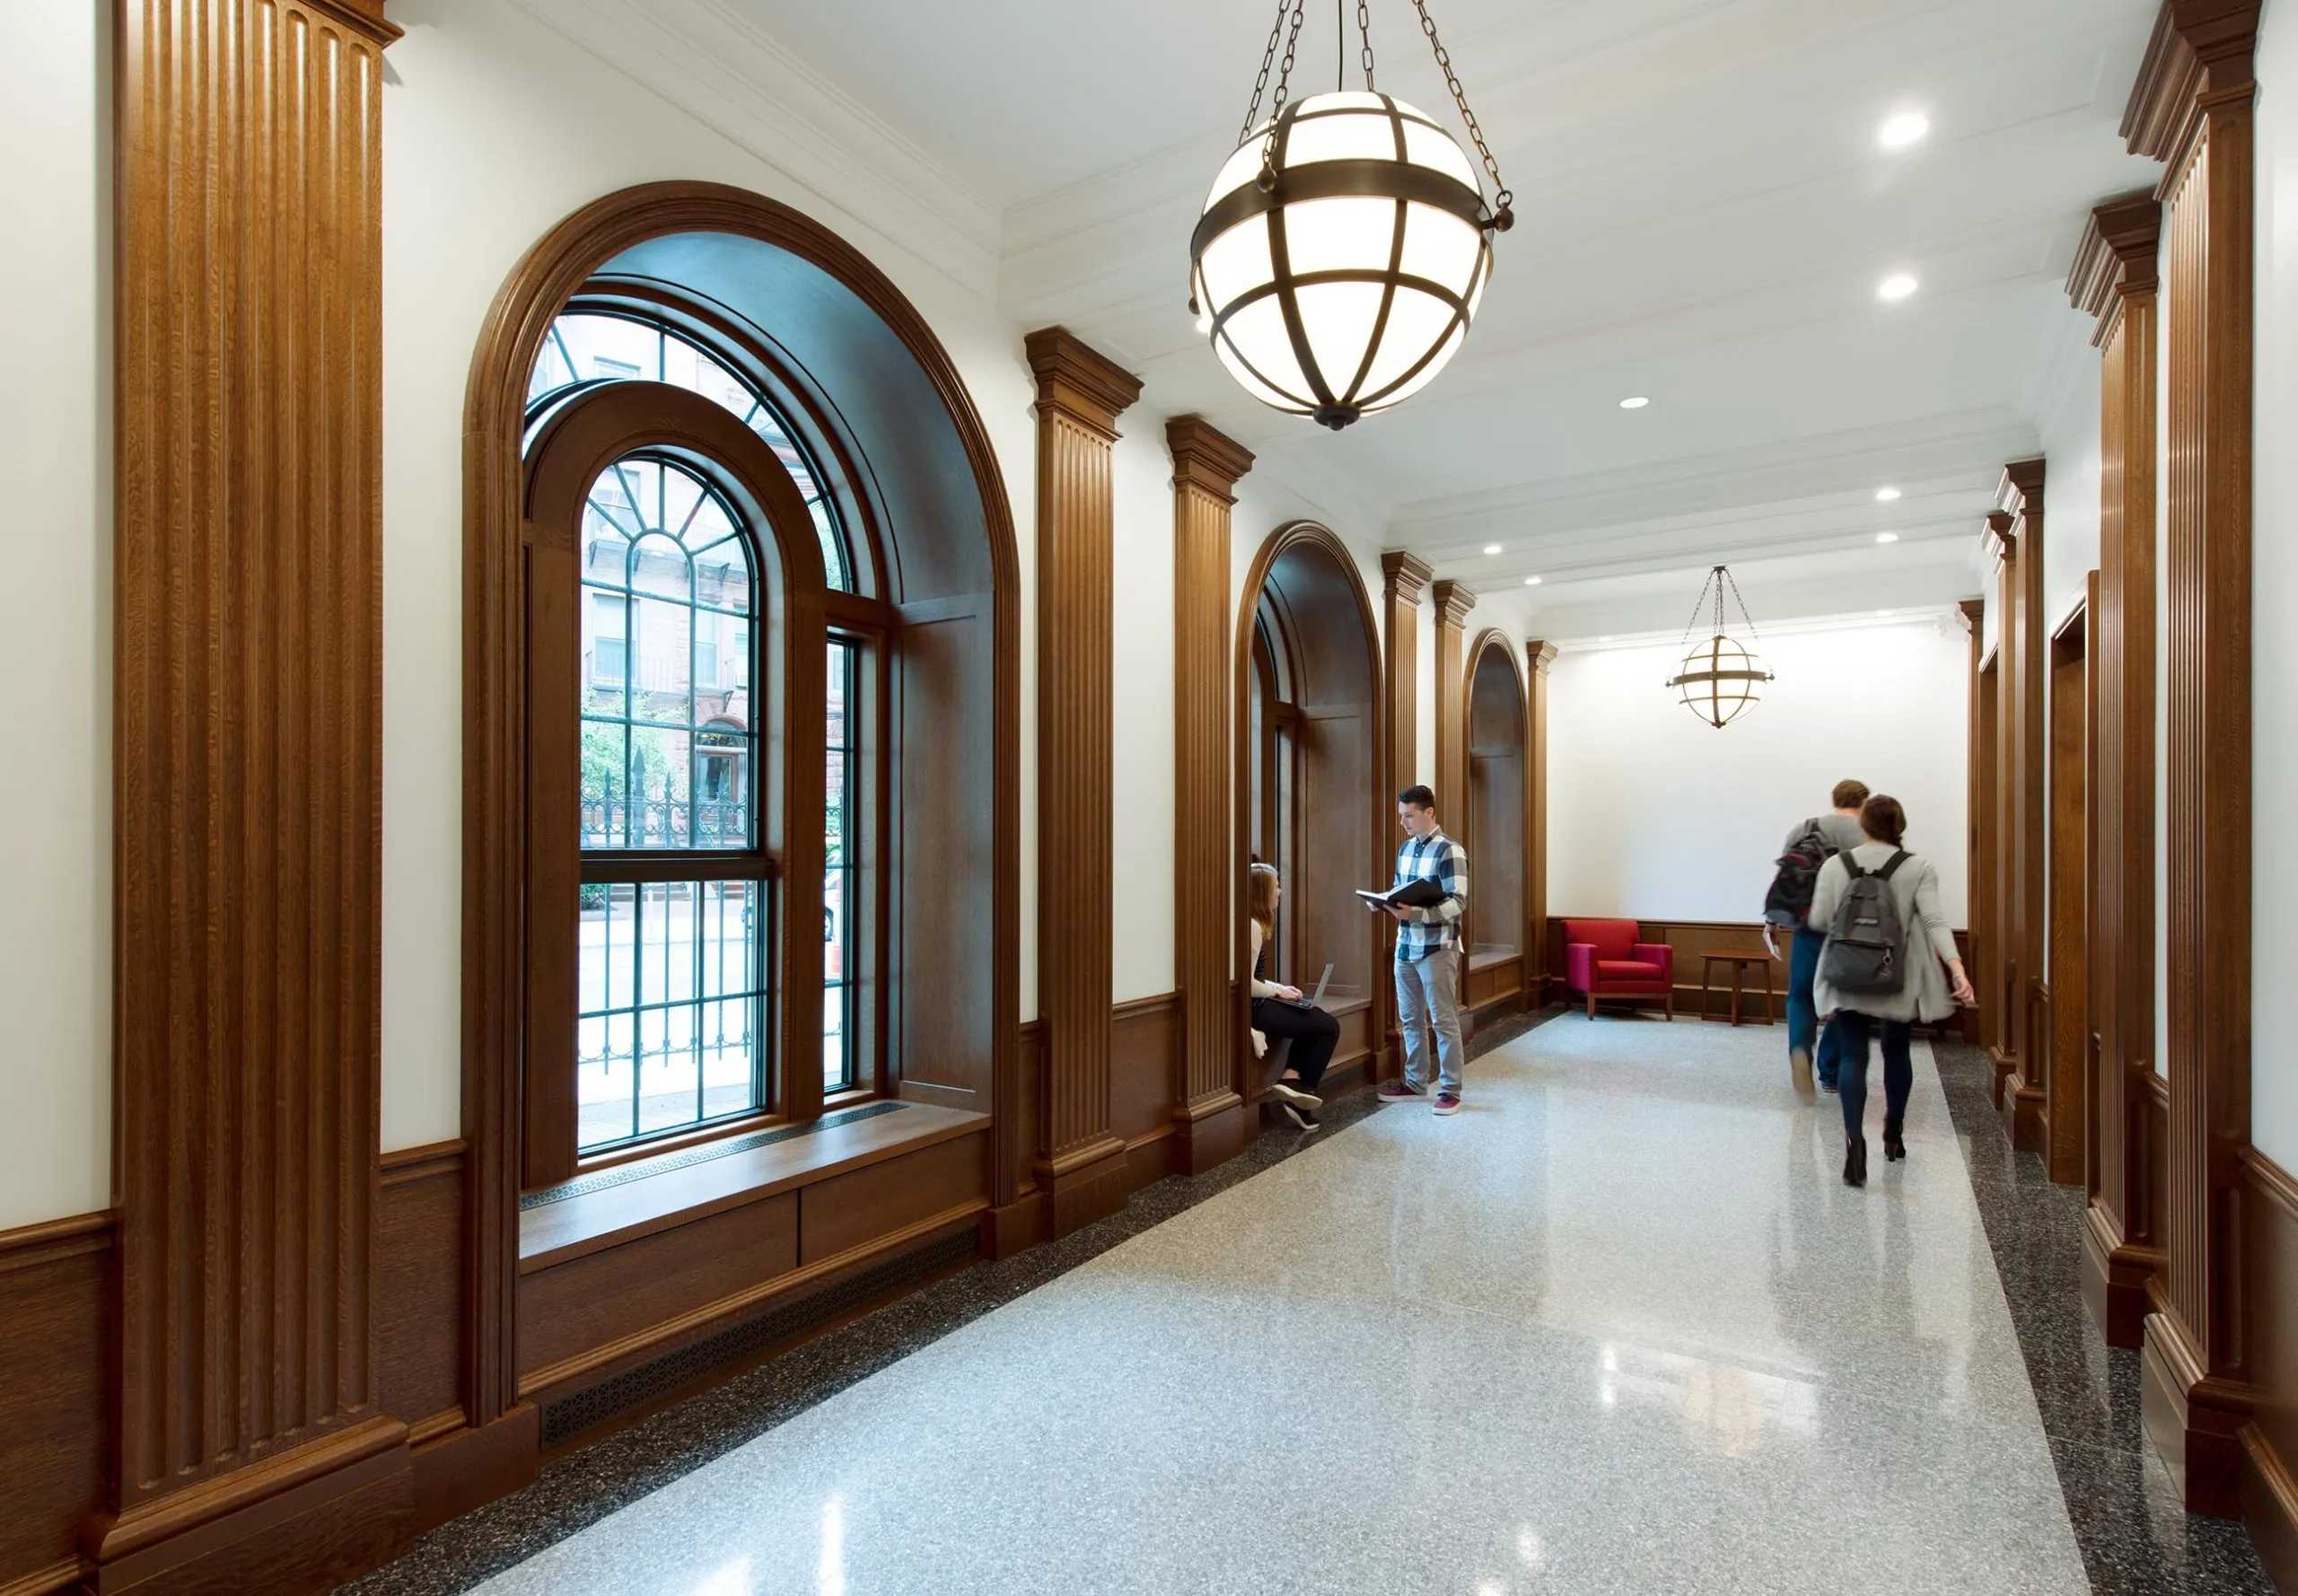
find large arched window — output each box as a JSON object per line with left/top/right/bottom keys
{"left": 519, "top": 304, "right": 864, "bottom": 1181}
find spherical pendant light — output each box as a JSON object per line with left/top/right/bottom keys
{"left": 1192, "top": 4, "right": 1513, "bottom": 430}
{"left": 1665, "top": 566, "right": 1776, "bottom": 729}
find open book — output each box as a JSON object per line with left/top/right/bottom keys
{"left": 1355, "top": 878, "right": 1445, "bottom": 911}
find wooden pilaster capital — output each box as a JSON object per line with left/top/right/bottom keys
{"left": 1998, "top": 460, "right": 2046, "bottom": 523}
{"left": 2068, "top": 192, "right": 2162, "bottom": 326}
{"left": 1984, "top": 510, "right": 2018, "bottom": 561}
{"left": 1526, "top": 639, "right": 1560, "bottom": 675}
{"left": 1958, "top": 598, "right": 1987, "bottom": 635}
{"left": 1381, "top": 549, "right": 1434, "bottom": 602}
{"left": 304, "top": 0, "right": 403, "bottom": 43}
{"left": 2122, "top": 0, "right": 2259, "bottom": 161}
{"left": 1025, "top": 326, "right": 1142, "bottom": 436}
{"left": 1431, "top": 578, "right": 1478, "bottom": 629}
{"left": 1165, "top": 415, "right": 1254, "bottom": 501}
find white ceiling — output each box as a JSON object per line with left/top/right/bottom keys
{"left": 707, "top": 0, "right": 2162, "bottom": 634}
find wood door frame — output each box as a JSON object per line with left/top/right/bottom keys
{"left": 1464, "top": 627, "right": 1530, "bottom": 993}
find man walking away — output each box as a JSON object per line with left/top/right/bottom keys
{"left": 1379, "top": 785, "right": 1471, "bottom": 1116}
{"left": 1766, "top": 779, "right": 1868, "bottom": 1097}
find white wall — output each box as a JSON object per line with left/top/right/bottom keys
{"left": 380, "top": 0, "right": 1039, "bottom": 1146}
{"left": 0, "top": 4, "right": 111, "bottom": 1229}
{"left": 1547, "top": 617, "right": 1971, "bottom": 926}
{"left": 2254, "top": 0, "right": 2298, "bottom": 1167}
{"left": 1110, "top": 425, "right": 1175, "bottom": 1003}
{"left": 2039, "top": 340, "right": 2103, "bottom": 629}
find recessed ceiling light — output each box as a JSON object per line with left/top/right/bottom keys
{"left": 1483, "top": 543, "right": 1503, "bottom": 556}
{"left": 1878, "top": 111, "right": 1930, "bottom": 150}
{"left": 1876, "top": 531, "right": 1899, "bottom": 544}
{"left": 1598, "top": 635, "right": 1614, "bottom": 643}
{"left": 1618, "top": 396, "right": 1650, "bottom": 409}
{"left": 1877, "top": 273, "right": 1918, "bottom": 302}
{"left": 1874, "top": 487, "right": 1902, "bottom": 502}
{"left": 1523, "top": 575, "right": 1542, "bottom": 586}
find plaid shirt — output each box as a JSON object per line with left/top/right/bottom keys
{"left": 1391, "top": 829, "right": 1469, "bottom": 962}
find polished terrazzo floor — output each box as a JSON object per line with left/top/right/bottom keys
{"left": 355, "top": 1011, "right": 2278, "bottom": 1596}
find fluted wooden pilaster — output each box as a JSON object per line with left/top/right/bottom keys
{"left": 1997, "top": 460, "right": 2049, "bottom": 1152}
{"left": 96, "top": 0, "right": 409, "bottom": 1585}
{"left": 2127, "top": 0, "right": 2259, "bottom": 1514}
{"left": 1378, "top": 553, "right": 1432, "bottom": 1073}
{"left": 1430, "top": 581, "right": 1478, "bottom": 827}
{"left": 1167, "top": 418, "right": 1253, "bottom": 1173}
{"left": 1526, "top": 641, "right": 1558, "bottom": 1003}
{"left": 1026, "top": 328, "right": 1141, "bottom": 1236}
{"left": 2070, "top": 191, "right": 2164, "bottom": 1347}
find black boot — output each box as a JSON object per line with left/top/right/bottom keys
{"left": 1882, "top": 1122, "right": 1906, "bottom": 1162}
{"left": 1843, "top": 1136, "right": 1867, "bottom": 1188}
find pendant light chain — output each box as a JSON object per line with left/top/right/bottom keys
{"left": 1678, "top": 566, "right": 1723, "bottom": 650}
{"left": 1237, "top": 0, "right": 1298, "bottom": 147}
{"left": 1722, "top": 563, "right": 1764, "bottom": 643}
{"left": 1358, "top": 0, "right": 1378, "bottom": 89}
{"left": 1411, "top": 0, "right": 1513, "bottom": 224}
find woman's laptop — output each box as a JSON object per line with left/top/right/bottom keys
{"left": 1286, "top": 963, "right": 1334, "bottom": 1008}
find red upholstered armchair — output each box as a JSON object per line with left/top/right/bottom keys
{"left": 1561, "top": 917, "right": 1675, "bottom": 1020}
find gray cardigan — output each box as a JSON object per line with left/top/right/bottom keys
{"left": 1806, "top": 841, "right": 1961, "bottom": 1023}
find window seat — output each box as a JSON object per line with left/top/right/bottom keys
{"left": 520, "top": 1099, "right": 989, "bottom": 1270}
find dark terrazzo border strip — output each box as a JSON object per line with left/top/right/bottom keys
{"left": 345, "top": 1004, "right": 1566, "bottom": 1595}
{"left": 1927, "top": 1039, "right": 2274, "bottom": 1596}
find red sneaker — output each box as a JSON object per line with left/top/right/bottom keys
{"left": 1433, "top": 1092, "right": 1462, "bottom": 1116}
{"left": 1377, "top": 1080, "right": 1426, "bottom": 1101}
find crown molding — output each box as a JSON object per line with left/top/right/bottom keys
{"left": 1526, "top": 639, "right": 1560, "bottom": 675}
{"left": 1958, "top": 598, "right": 1987, "bottom": 635}
{"left": 1984, "top": 508, "right": 2019, "bottom": 560}
{"left": 1025, "top": 327, "right": 1143, "bottom": 434}
{"left": 306, "top": 0, "right": 400, "bottom": 42}
{"left": 2121, "top": 0, "right": 2259, "bottom": 162}
{"left": 504, "top": 0, "right": 1003, "bottom": 297}
{"left": 1165, "top": 416, "right": 1254, "bottom": 501}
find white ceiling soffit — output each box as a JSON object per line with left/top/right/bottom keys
{"left": 576, "top": 0, "right": 2162, "bottom": 616}
{"left": 504, "top": 0, "right": 1004, "bottom": 295}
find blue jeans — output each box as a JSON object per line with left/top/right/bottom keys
{"left": 1395, "top": 951, "right": 1464, "bottom": 1095}
{"left": 1787, "top": 928, "right": 1843, "bottom": 1088}
{"left": 1834, "top": 1010, "right": 1914, "bottom": 1143}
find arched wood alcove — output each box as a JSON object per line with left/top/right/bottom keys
{"left": 1233, "top": 522, "right": 1390, "bottom": 1098}
{"left": 460, "top": 182, "right": 1020, "bottom": 1430}
{"left": 1464, "top": 628, "right": 1530, "bottom": 1013}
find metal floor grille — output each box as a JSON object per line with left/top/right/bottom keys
{"left": 539, "top": 1225, "right": 982, "bottom": 1448}
{"left": 520, "top": 1101, "right": 908, "bottom": 1211}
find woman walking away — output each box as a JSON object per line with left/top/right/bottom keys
{"left": 1249, "top": 863, "right": 1342, "bottom": 1131}
{"left": 1807, "top": 795, "right": 1976, "bottom": 1187}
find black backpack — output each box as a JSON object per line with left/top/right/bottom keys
{"left": 1763, "top": 819, "right": 1838, "bottom": 926}
{"left": 1820, "top": 851, "right": 1911, "bottom": 995}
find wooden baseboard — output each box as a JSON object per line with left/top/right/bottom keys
{"left": 2080, "top": 1202, "right": 2162, "bottom": 1349}
{"left": 2140, "top": 1312, "right": 2251, "bottom": 1518}
{"left": 2241, "top": 1421, "right": 2298, "bottom": 1595}
{"left": 81, "top": 1417, "right": 412, "bottom": 1595}
{"left": 2001, "top": 1072, "right": 2044, "bottom": 1151}
{"left": 407, "top": 1407, "right": 539, "bottom": 1539}
{"left": 0, "top": 1561, "right": 83, "bottom": 1596}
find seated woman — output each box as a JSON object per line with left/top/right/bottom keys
{"left": 1249, "top": 862, "right": 1341, "bottom": 1131}
{"left": 1807, "top": 794, "right": 1976, "bottom": 1187}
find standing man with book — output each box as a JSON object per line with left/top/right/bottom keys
{"left": 1378, "top": 785, "right": 1471, "bottom": 1115}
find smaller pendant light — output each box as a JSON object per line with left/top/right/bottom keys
{"left": 1667, "top": 565, "right": 1775, "bottom": 729}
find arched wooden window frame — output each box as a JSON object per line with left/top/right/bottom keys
{"left": 460, "top": 184, "right": 1023, "bottom": 1436}
{"left": 1464, "top": 627, "right": 1530, "bottom": 982}
{"left": 520, "top": 383, "right": 829, "bottom": 1187}
{"left": 1232, "top": 522, "right": 1391, "bottom": 1101}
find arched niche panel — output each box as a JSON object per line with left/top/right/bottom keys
{"left": 1234, "top": 523, "right": 1388, "bottom": 1090}
{"left": 1466, "top": 630, "right": 1528, "bottom": 969}
{"left": 461, "top": 183, "right": 1022, "bottom": 1424}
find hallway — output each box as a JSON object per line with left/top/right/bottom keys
{"left": 360, "top": 1016, "right": 2266, "bottom": 1596}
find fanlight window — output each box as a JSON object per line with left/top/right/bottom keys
{"left": 532, "top": 311, "right": 852, "bottom": 592}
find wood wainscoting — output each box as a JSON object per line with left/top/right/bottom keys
{"left": 0, "top": 1215, "right": 110, "bottom": 1593}
{"left": 2240, "top": 1146, "right": 2298, "bottom": 1588}
{"left": 1541, "top": 917, "right": 1977, "bottom": 1039}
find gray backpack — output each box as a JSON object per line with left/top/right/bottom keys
{"left": 1820, "top": 851, "right": 1909, "bottom": 995}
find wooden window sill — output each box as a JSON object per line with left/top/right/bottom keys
{"left": 519, "top": 1100, "right": 988, "bottom": 1271}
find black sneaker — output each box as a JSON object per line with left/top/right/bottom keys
{"left": 1282, "top": 1101, "right": 1320, "bottom": 1132}
{"left": 1268, "top": 1080, "right": 1324, "bottom": 1110}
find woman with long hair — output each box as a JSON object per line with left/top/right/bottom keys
{"left": 1249, "top": 862, "right": 1342, "bottom": 1131}
{"left": 1807, "top": 794, "right": 1976, "bottom": 1186}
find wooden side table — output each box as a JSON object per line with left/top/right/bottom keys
{"left": 1699, "top": 951, "right": 1776, "bottom": 1026}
